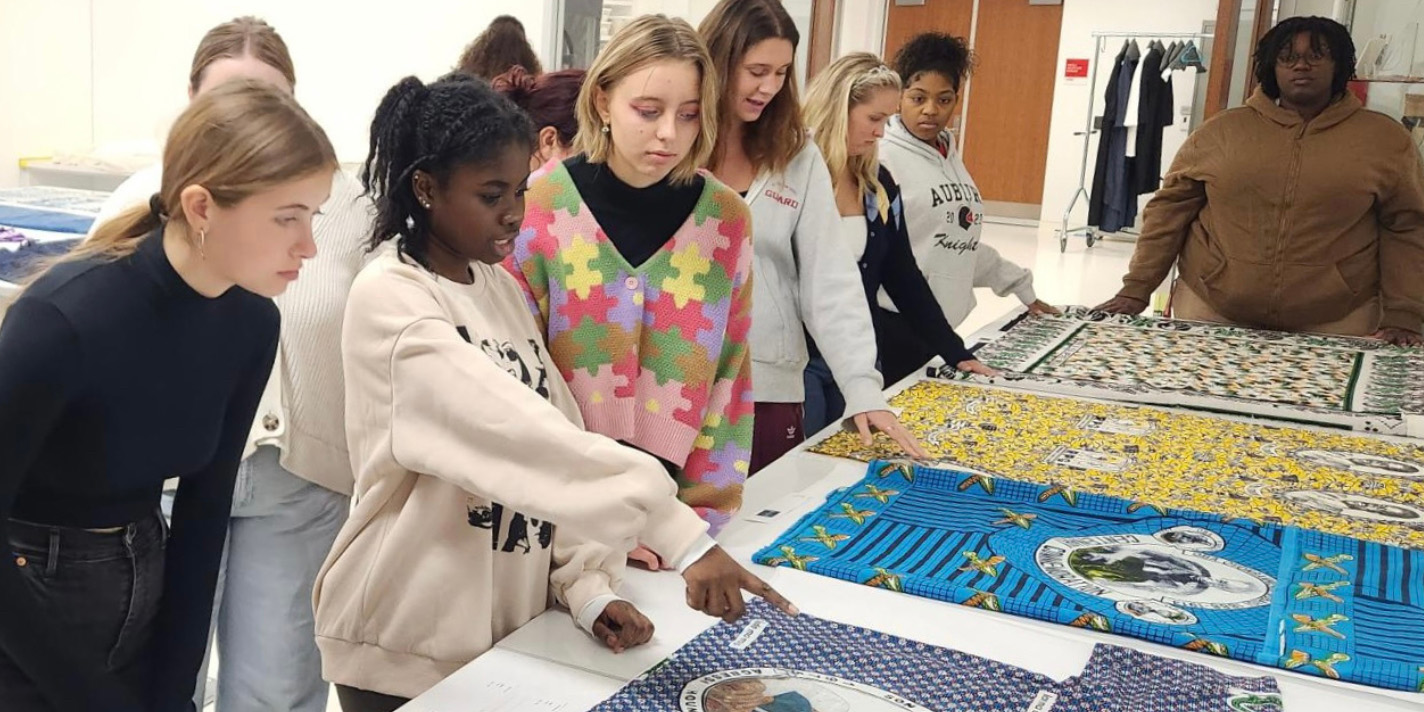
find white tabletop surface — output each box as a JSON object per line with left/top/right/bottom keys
{"left": 406, "top": 330, "right": 1424, "bottom": 712}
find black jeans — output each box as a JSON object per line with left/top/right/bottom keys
{"left": 0, "top": 512, "right": 166, "bottom": 710}
{"left": 336, "top": 684, "right": 411, "bottom": 712}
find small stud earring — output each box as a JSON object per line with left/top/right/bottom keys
{"left": 601, "top": 124, "right": 610, "bottom": 134}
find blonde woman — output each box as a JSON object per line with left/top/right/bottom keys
{"left": 90, "top": 18, "right": 369, "bottom": 712}
{"left": 0, "top": 80, "right": 335, "bottom": 711}
{"left": 802, "top": 53, "right": 994, "bottom": 432}
{"left": 507, "top": 15, "right": 753, "bottom": 546}
{"left": 698, "top": 0, "right": 926, "bottom": 470}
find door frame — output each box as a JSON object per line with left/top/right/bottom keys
{"left": 808, "top": 0, "right": 840, "bottom": 79}
{"left": 1205, "top": 0, "right": 1277, "bottom": 118}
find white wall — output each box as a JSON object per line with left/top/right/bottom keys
{"left": 834, "top": 0, "right": 887, "bottom": 58}
{"left": 1276, "top": 0, "right": 1351, "bottom": 22}
{"left": 1, "top": 0, "right": 548, "bottom": 187}
{"left": 1038, "top": 0, "right": 1217, "bottom": 228}
{"left": 1276, "top": 0, "right": 1424, "bottom": 119}
{"left": 0, "top": 0, "right": 96, "bottom": 187}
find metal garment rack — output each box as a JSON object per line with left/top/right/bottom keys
{"left": 1058, "top": 30, "right": 1213, "bottom": 253}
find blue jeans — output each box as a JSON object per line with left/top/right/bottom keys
{"left": 192, "top": 446, "right": 349, "bottom": 712}
{"left": 802, "top": 355, "right": 847, "bottom": 437}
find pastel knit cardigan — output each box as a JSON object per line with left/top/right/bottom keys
{"left": 505, "top": 161, "right": 754, "bottom": 535}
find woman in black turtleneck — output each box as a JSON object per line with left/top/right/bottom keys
{"left": 0, "top": 81, "right": 336, "bottom": 712}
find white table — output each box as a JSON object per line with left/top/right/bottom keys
{"left": 407, "top": 366, "right": 1424, "bottom": 712}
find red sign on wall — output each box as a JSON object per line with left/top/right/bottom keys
{"left": 1065, "top": 58, "right": 1090, "bottom": 78}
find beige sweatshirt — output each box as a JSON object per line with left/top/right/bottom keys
{"left": 313, "top": 248, "right": 710, "bottom": 699}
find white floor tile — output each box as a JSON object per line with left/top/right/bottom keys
{"left": 958, "top": 222, "right": 1138, "bottom": 336}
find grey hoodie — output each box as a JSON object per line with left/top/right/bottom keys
{"left": 878, "top": 116, "right": 1036, "bottom": 327}
{"left": 746, "top": 142, "right": 888, "bottom": 417}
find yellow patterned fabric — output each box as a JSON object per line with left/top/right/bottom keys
{"left": 811, "top": 381, "right": 1424, "bottom": 548}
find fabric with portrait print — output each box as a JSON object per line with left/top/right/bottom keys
{"left": 755, "top": 460, "right": 1424, "bottom": 691}
{"left": 816, "top": 379, "right": 1424, "bottom": 549}
{"left": 588, "top": 598, "right": 1283, "bottom": 712}
{"left": 939, "top": 307, "right": 1424, "bottom": 437}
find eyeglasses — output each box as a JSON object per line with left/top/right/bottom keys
{"left": 1276, "top": 51, "right": 1330, "bottom": 67}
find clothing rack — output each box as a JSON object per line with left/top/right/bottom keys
{"left": 1058, "top": 31, "right": 1212, "bottom": 253}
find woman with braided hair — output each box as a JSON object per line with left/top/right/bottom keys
{"left": 315, "top": 72, "right": 794, "bottom": 712}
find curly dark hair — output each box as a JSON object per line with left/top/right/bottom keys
{"left": 892, "top": 32, "right": 976, "bottom": 92}
{"left": 456, "top": 15, "right": 543, "bottom": 80}
{"left": 492, "top": 64, "right": 585, "bottom": 148}
{"left": 1253, "top": 16, "right": 1356, "bottom": 100}
{"left": 361, "top": 73, "right": 533, "bottom": 267}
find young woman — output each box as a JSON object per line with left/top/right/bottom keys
{"left": 801, "top": 53, "right": 996, "bottom": 432}
{"left": 491, "top": 64, "right": 587, "bottom": 171}
{"left": 698, "top": 0, "right": 926, "bottom": 471}
{"left": 506, "top": 15, "right": 755, "bottom": 542}
{"left": 0, "top": 80, "right": 334, "bottom": 712}
{"left": 456, "top": 14, "right": 543, "bottom": 79}
{"left": 90, "top": 18, "right": 369, "bottom": 712}
{"left": 316, "top": 73, "right": 792, "bottom": 712}
{"left": 879, "top": 32, "right": 1059, "bottom": 383}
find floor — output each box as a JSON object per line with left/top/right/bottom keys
{"left": 201, "top": 220, "right": 1143, "bottom": 712}
{"left": 954, "top": 220, "right": 1138, "bottom": 336}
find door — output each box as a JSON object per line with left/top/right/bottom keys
{"left": 960, "top": 1, "right": 1062, "bottom": 211}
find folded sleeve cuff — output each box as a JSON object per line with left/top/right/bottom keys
{"left": 575, "top": 593, "right": 624, "bottom": 636}
{"left": 671, "top": 534, "right": 719, "bottom": 574}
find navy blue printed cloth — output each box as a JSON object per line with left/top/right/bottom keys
{"left": 753, "top": 461, "right": 1424, "bottom": 692}
{"left": 589, "top": 599, "right": 1281, "bottom": 712}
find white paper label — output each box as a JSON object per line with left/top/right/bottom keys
{"left": 1026, "top": 690, "right": 1058, "bottom": 712}
{"left": 729, "top": 619, "right": 768, "bottom": 650}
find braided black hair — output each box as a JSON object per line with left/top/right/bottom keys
{"left": 361, "top": 72, "right": 533, "bottom": 267}
{"left": 1253, "top": 16, "right": 1356, "bottom": 100}
{"left": 892, "top": 32, "right": 975, "bottom": 92}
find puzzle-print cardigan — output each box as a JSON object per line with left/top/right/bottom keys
{"left": 507, "top": 160, "right": 755, "bottom": 536}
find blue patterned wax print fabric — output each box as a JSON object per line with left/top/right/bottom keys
{"left": 589, "top": 598, "right": 1060, "bottom": 712}
{"left": 753, "top": 461, "right": 1424, "bottom": 692}
{"left": 1059, "top": 645, "right": 1282, "bottom": 712}
{"left": 587, "top": 600, "right": 1283, "bottom": 712}
{"left": 589, "top": 600, "right": 1281, "bottom": 712}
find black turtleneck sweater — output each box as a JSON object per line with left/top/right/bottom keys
{"left": 0, "top": 228, "right": 277, "bottom": 711}
{"left": 564, "top": 155, "right": 705, "bottom": 267}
